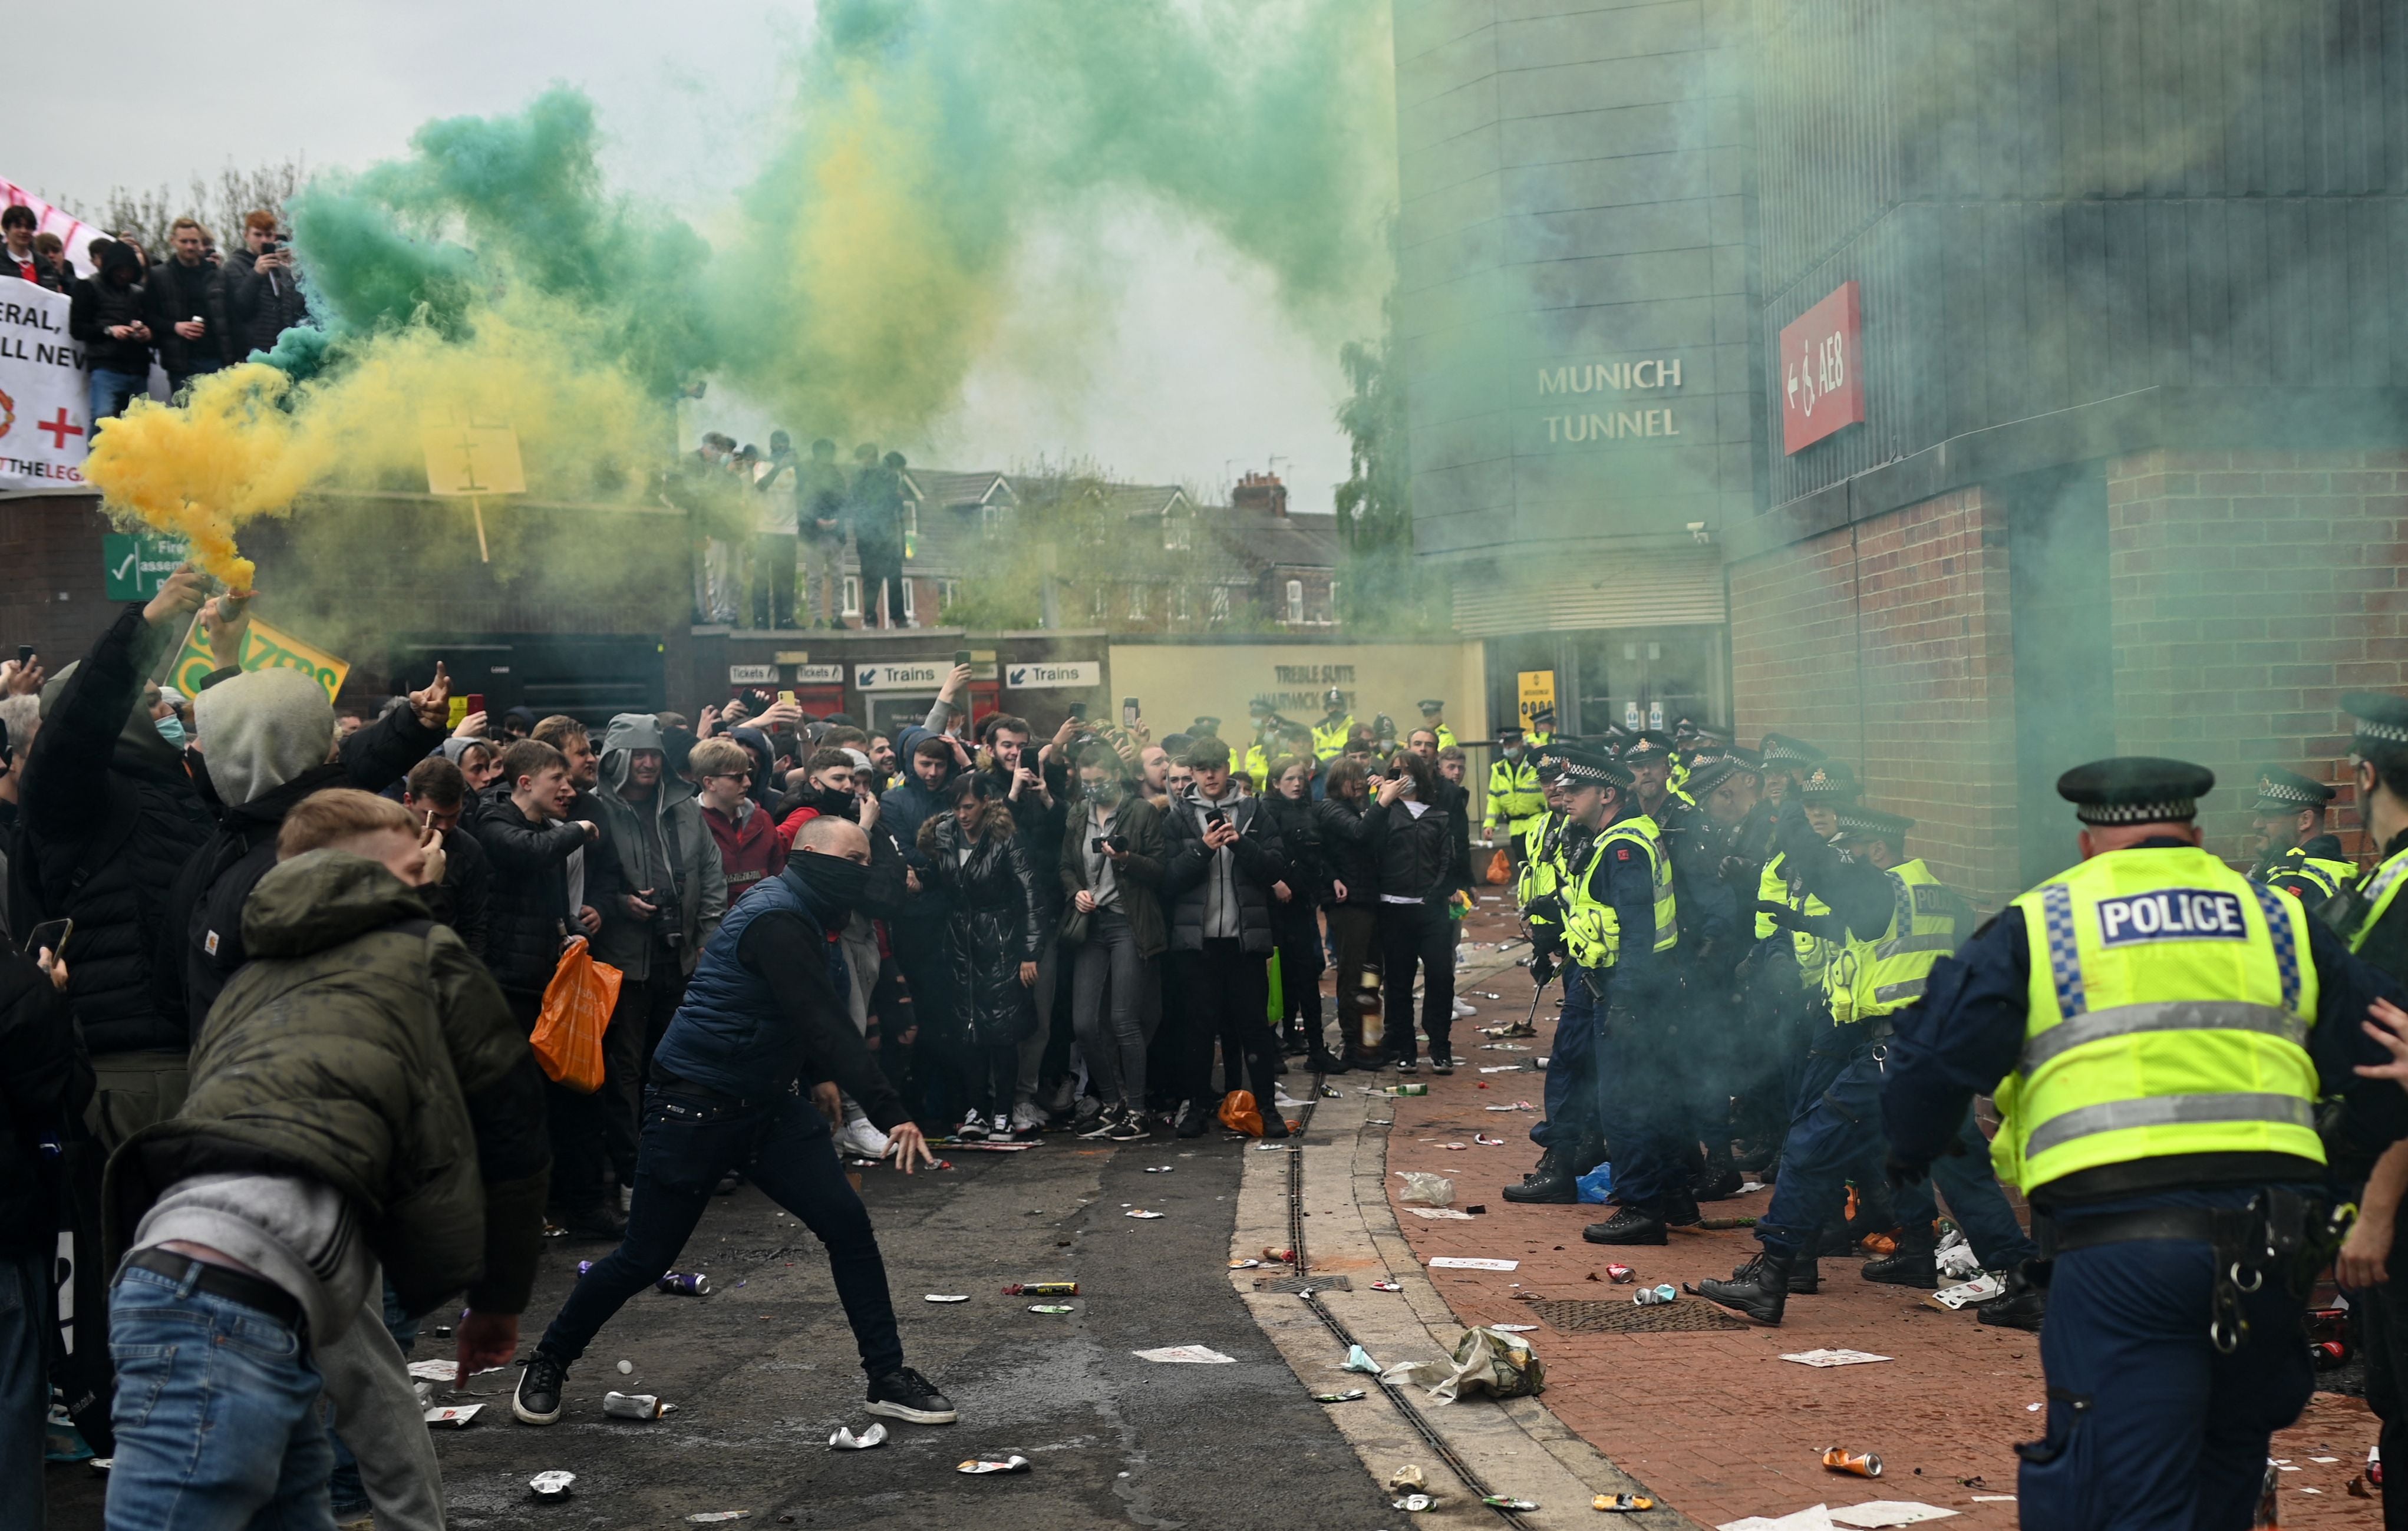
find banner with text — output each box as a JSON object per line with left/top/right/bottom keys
{"left": 0, "top": 283, "right": 89, "bottom": 491}
{"left": 0, "top": 180, "right": 103, "bottom": 274}
{"left": 172, "top": 618, "right": 352, "bottom": 703}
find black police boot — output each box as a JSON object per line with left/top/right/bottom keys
{"left": 1582, "top": 1203, "right": 1668, "bottom": 1246}
{"left": 1693, "top": 1248, "right": 1794, "bottom": 1325}
{"left": 1861, "top": 1236, "right": 1940, "bottom": 1289}
{"left": 1569, "top": 1134, "right": 1609, "bottom": 1177}
{"left": 1786, "top": 1253, "right": 1820, "bottom": 1295}
{"left": 1975, "top": 1266, "right": 2048, "bottom": 1332}
{"left": 1692, "top": 1143, "right": 1744, "bottom": 1201}
{"left": 1815, "top": 1220, "right": 1862, "bottom": 1258}
{"left": 1662, "top": 1183, "right": 1701, "bottom": 1229}
{"left": 1503, "top": 1147, "right": 1576, "bottom": 1205}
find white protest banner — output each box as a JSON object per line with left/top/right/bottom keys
{"left": 0, "top": 282, "right": 91, "bottom": 492}
{"left": 0, "top": 180, "right": 103, "bottom": 275}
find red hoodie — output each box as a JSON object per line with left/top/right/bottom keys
{"left": 704, "top": 798, "right": 786, "bottom": 900}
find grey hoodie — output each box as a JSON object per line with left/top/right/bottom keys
{"left": 595, "top": 712, "right": 727, "bottom": 980}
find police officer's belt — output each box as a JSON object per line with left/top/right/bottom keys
{"left": 2051, "top": 1205, "right": 2264, "bottom": 1254}
{"left": 2047, "top": 1189, "right": 2320, "bottom": 1354}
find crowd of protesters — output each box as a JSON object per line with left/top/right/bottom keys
{"left": 2, "top": 205, "right": 311, "bottom": 425}
{"left": 674, "top": 428, "right": 918, "bottom": 632}
{"left": 0, "top": 572, "right": 1490, "bottom": 1527}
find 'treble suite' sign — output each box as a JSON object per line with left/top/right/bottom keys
{"left": 1779, "top": 281, "right": 1864, "bottom": 455}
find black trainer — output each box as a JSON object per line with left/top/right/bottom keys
{"left": 1581, "top": 1204, "right": 1668, "bottom": 1246}
{"left": 866, "top": 1366, "right": 958, "bottom": 1424}
{"left": 512, "top": 1352, "right": 569, "bottom": 1426}
{"left": 1174, "top": 1101, "right": 1210, "bottom": 1139}
{"left": 1430, "top": 1055, "right": 1456, "bottom": 1076}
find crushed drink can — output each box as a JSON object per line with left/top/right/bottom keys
{"left": 957, "top": 1455, "right": 1032, "bottom": 1475}
{"left": 1606, "top": 1264, "right": 1637, "bottom": 1283}
{"left": 1392, "top": 1493, "right": 1434, "bottom": 1512}
{"left": 529, "top": 1470, "right": 576, "bottom": 1497}
{"left": 576, "top": 1261, "right": 595, "bottom": 1276}
{"left": 1314, "top": 1389, "right": 1367, "bottom": 1403}
{"left": 1482, "top": 1495, "right": 1539, "bottom": 1510}
{"left": 656, "top": 1271, "right": 710, "bottom": 1296}
{"left": 1594, "top": 1493, "right": 1657, "bottom": 1513}
{"left": 602, "top": 1391, "right": 670, "bottom": 1420}
{"left": 1633, "top": 1284, "right": 1677, "bottom": 1306}
{"left": 1001, "top": 1282, "right": 1077, "bottom": 1296}
{"left": 1821, "top": 1446, "right": 1882, "bottom": 1478}
{"left": 1263, "top": 1247, "right": 1296, "bottom": 1263}
{"left": 1028, "top": 1304, "right": 1075, "bottom": 1314}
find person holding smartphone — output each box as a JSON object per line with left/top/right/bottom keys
{"left": 1158, "top": 737, "right": 1289, "bottom": 1138}
{"left": 1060, "top": 744, "right": 1166, "bottom": 1140}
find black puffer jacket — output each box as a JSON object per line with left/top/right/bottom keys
{"left": 68, "top": 244, "right": 153, "bottom": 374}
{"left": 471, "top": 798, "right": 588, "bottom": 997}
{"left": 1261, "top": 792, "right": 1328, "bottom": 906}
{"left": 143, "top": 255, "right": 226, "bottom": 377}
{"left": 12, "top": 605, "right": 214, "bottom": 1054}
{"left": 918, "top": 813, "right": 1043, "bottom": 1045}
{"left": 1312, "top": 794, "right": 1377, "bottom": 906}
{"left": 0, "top": 951, "right": 93, "bottom": 1258}
{"left": 217, "top": 246, "right": 312, "bottom": 362}
{"left": 163, "top": 702, "right": 443, "bottom": 1030}
{"left": 1159, "top": 790, "right": 1286, "bottom": 955}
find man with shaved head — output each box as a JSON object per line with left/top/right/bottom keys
{"left": 514, "top": 814, "right": 959, "bottom": 1431}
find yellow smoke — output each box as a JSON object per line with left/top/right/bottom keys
{"left": 83, "top": 295, "right": 664, "bottom": 590}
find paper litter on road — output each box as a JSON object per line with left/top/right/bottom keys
{"left": 1968, "top": 1496, "right": 2016, "bottom": 1503}
{"left": 1380, "top": 1360, "right": 1441, "bottom": 1387}
{"left": 1133, "top": 1345, "right": 1236, "bottom": 1364}
{"left": 924, "top": 1294, "right": 971, "bottom": 1303}
{"left": 1928, "top": 1273, "right": 2004, "bottom": 1311}
{"left": 1718, "top": 1507, "right": 1836, "bottom": 1531}
{"left": 1489, "top": 1323, "right": 1538, "bottom": 1332}
{"left": 1408, "top": 1207, "right": 1476, "bottom": 1220}
{"left": 1777, "top": 1349, "right": 1892, "bottom": 1368}
{"left": 2309, "top": 1456, "right": 2340, "bottom": 1463}
{"left": 407, "top": 1360, "right": 504, "bottom": 1383}
{"left": 423, "top": 1404, "right": 483, "bottom": 1427}
{"left": 1429, "top": 1257, "right": 1519, "bottom": 1272}
{"left": 1125, "top": 1209, "right": 1165, "bottom": 1219}
{"left": 1478, "top": 1065, "right": 1526, "bottom": 1073}
{"left": 1826, "top": 1504, "right": 1960, "bottom": 1528}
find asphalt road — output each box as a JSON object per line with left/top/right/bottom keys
{"left": 48, "top": 1129, "right": 1396, "bottom": 1530}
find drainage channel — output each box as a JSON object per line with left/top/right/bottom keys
{"left": 1278, "top": 1077, "right": 1532, "bottom": 1530}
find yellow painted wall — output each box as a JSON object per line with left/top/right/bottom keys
{"left": 1104, "top": 637, "right": 1495, "bottom": 815}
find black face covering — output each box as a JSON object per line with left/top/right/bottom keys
{"left": 1086, "top": 777, "right": 1123, "bottom": 806}
{"left": 790, "top": 847, "right": 872, "bottom": 918}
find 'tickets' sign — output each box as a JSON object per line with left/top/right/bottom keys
{"left": 1779, "top": 281, "right": 1864, "bottom": 455}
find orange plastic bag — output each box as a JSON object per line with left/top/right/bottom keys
{"left": 1485, "top": 849, "right": 1512, "bottom": 886}
{"left": 1218, "top": 1090, "right": 1266, "bottom": 1137}
{"left": 531, "top": 938, "right": 621, "bottom": 1093}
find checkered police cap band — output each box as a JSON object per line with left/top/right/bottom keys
{"left": 1558, "top": 759, "right": 1631, "bottom": 788}
{"left": 2356, "top": 717, "right": 2408, "bottom": 746}
{"left": 2073, "top": 797, "right": 2199, "bottom": 826}
{"left": 2254, "top": 775, "right": 2325, "bottom": 808}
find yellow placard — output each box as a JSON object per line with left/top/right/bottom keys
{"left": 173, "top": 618, "right": 352, "bottom": 703}
{"left": 421, "top": 421, "right": 527, "bottom": 496}
{"left": 1516, "top": 670, "right": 1557, "bottom": 730}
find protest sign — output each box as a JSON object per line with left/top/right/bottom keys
{"left": 172, "top": 616, "right": 351, "bottom": 702}
{"left": 0, "top": 180, "right": 103, "bottom": 274}
{"left": 0, "top": 282, "right": 90, "bottom": 491}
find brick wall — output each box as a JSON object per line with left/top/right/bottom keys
{"left": 2108, "top": 448, "right": 2408, "bottom": 862}
{"left": 0, "top": 494, "right": 121, "bottom": 666}
{"left": 1731, "top": 487, "right": 2021, "bottom": 910}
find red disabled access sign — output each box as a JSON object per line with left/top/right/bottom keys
{"left": 1779, "top": 280, "right": 1864, "bottom": 456}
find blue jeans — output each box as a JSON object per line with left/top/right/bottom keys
{"left": 105, "top": 1261, "right": 332, "bottom": 1531}
{"left": 1589, "top": 973, "right": 1684, "bottom": 1206}
{"left": 1530, "top": 965, "right": 1595, "bottom": 1149}
{"left": 540, "top": 1080, "right": 904, "bottom": 1380}
{"left": 88, "top": 369, "right": 147, "bottom": 424}
{"left": 2023, "top": 1192, "right": 2314, "bottom": 1530}
{"left": 2, "top": 1250, "right": 48, "bottom": 1530}
{"left": 1757, "top": 1041, "right": 2036, "bottom": 1266}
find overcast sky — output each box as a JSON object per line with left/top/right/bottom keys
{"left": 14, "top": 1, "right": 1355, "bottom": 513}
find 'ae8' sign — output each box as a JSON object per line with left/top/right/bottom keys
{"left": 1779, "top": 281, "right": 1865, "bottom": 455}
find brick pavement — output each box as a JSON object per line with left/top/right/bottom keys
{"left": 1379, "top": 909, "right": 2382, "bottom": 1529}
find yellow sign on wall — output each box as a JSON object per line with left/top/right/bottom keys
{"left": 1516, "top": 670, "right": 1557, "bottom": 730}
{"left": 173, "top": 618, "right": 351, "bottom": 703}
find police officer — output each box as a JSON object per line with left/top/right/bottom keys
{"left": 1311, "top": 688, "right": 1355, "bottom": 763}
{"left": 1683, "top": 745, "right": 1772, "bottom": 1199}
{"left": 1484, "top": 727, "right": 1546, "bottom": 869}
{"left": 1526, "top": 704, "right": 1556, "bottom": 749}
{"left": 1545, "top": 750, "right": 1684, "bottom": 1245}
{"left": 1628, "top": 729, "right": 1732, "bottom": 1200}
{"left": 1416, "top": 699, "right": 1457, "bottom": 752}
{"left": 2320, "top": 696, "right": 2408, "bottom": 1527}
{"left": 1505, "top": 753, "right": 1605, "bottom": 1203}
{"left": 1759, "top": 732, "right": 1826, "bottom": 806}
{"left": 1189, "top": 715, "right": 1221, "bottom": 740}
{"left": 1698, "top": 803, "right": 2036, "bottom": 1318}
{"left": 1877, "top": 757, "right": 2408, "bottom": 1527}
{"left": 2245, "top": 766, "right": 2356, "bottom": 903}
{"left": 1241, "top": 700, "right": 1276, "bottom": 793}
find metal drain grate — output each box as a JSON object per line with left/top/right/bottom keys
{"left": 1526, "top": 1297, "right": 1748, "bottom": 1334}
{"left": 1254, "top": 1272, "right": 1352, "bottom": 1293}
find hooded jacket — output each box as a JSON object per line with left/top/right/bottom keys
{"left": 9, "top": 605, "right": 215, "bottom": 1054}
{"left": 104, "top": 852, "right": 550, "bottom": 1316}
{"left": 162, "top": 668, "right": 443, "bottom": 1030}
{"left": 594, "top": 712, "right": 727, "bottom": 981}
{"left": 68, "top": 243, "right": 152, "bottom": 374}
{"left": 1159, "top": 786, "right": 1286, "bottom": 954}
{"left": 704, "top": 797, "right": 785, "bottom": 902}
